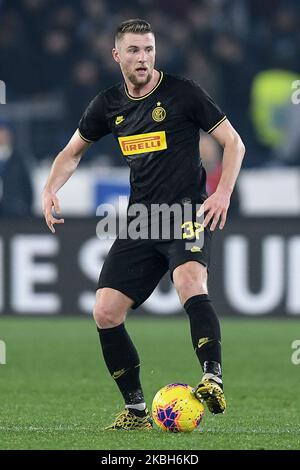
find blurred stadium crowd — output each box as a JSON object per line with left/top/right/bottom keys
{"left": 0, "top": 0, "right": 300, "bottom": 216}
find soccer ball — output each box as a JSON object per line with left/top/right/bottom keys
{"left": 152, "top": 383, "right": 204, "bottom": 433}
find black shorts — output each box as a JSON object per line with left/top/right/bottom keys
{"left": 98, "top": 220, "right": 212, "bottom": 309}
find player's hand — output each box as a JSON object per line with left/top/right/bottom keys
{"left": 42, "top": 190, "right": 64, "bottom": 233}
{"left": 197, "top": 190, "right": 230, "bottom": 231}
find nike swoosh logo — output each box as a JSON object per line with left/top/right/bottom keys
{"left": 112, "top": 368, "right": 127, "bottom": 379}
{"left": 191, "top": 246, "right": 202, "bottom": 253}
{"left": 198, "top": 337, "right": 211, "bottom": 349}
{"left": 115, "top": 116, "right": 125, "bottom": 125}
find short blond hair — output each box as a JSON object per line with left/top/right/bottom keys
{"left": 115, "top": 19, "right": 153, "bottom": 43}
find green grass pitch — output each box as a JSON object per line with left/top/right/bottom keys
{"left": 0, "top": 316, "right": 300, "bottom": 450}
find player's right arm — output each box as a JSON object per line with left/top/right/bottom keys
{"left": 42, "top": 130, "right": 91, "bottom": 233}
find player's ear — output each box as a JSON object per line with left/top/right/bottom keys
{"left": 112, "top": 48, "right": 120, "bottom": 63}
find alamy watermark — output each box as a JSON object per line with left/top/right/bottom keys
{"left": 291, "top": 340, "right": 300, "bottom": 365}
{"left": 96, "top": 197, "right": 205, "bottom": 251}
{"left": 0, "top": 340, "right": 6, "bottom": 364}
{"left": 291, "top": 80, "right": 300, "bottom": 105}
{"left": 0, "top": 80, "right": 6, "bottom": 104}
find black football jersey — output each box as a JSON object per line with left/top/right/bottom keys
{"left": 78, "top": 71, "right": 226, "bottom": 207}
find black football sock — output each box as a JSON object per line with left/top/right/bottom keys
{"left": 97, "top": 323, "right": 146, "bottom": 410}
{"left": 184, "top": 294, "right": 222, "bottom": 380}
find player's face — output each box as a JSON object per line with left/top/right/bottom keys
{"left": 113, "top": 33, "right": 156, "bottom": 87}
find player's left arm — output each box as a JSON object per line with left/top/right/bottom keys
{"left": 197, "top": 119, "right": 245, "bottom": 230}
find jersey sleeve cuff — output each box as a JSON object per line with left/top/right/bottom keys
{"left": 207, "top": 116, "right": 227, "bottom": 134}
{"left": 77, "top": 129, "right": 95, "bottom": 143}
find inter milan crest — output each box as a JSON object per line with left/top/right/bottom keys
{"left": 152, "top": 102, "right": 166, "bottom": 122}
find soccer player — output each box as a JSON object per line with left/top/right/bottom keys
{"left": 42, "top": 19, "right": 245, "bottom": 430}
